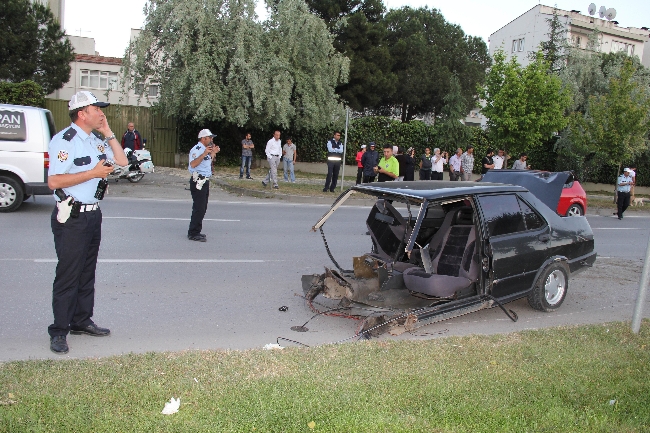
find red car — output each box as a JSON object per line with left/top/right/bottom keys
{"left": 558, "top": 173, "right": 587, "bottom": 217}
{"left": 481, "top": 170, "right": 588, "bottom": 217}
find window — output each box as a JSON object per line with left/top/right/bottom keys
{"left": 518, "top": 38, "right": 525, "bottom": 52}
{"left": 518, "top": 197, "right": 545, "bottom": 231}
{"left": 148, "top": 84, "right": 159, "bottom": 97}
{"left": 134, "top": 83, "right": 144, "bottom": 95}
{"left": 478, "top": 195, "right": 525, "bottom": 237}
{"left": 611, "top": 40, "right": 635, "bottom": 56}
{"left": 572, "top": 35, "right": 582, "bottom": 48}
{"left": 512, "top": 40, "right": 518, "bottom": 53}
{"left": 80, "top": 70, "right": 118, "bottom": 90}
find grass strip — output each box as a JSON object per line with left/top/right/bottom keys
{"left": 1, "top": 321, "right": 649, "bottom": 432}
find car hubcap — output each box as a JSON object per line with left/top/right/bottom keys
{"left": 567, "top": 206, "right": 582, "bottom": 217}
{"left": 0, "top": 183, "right": 16, "bottom": 207}
{"left": 545, "top": 270, "right": 566, "bottom": 305}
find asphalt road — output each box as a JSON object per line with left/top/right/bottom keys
{"left": 1, "top": 180, "right": 649, "bottom": 361}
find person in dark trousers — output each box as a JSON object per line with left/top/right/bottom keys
{"left": 323, "top": 131, "right": 343, "bottom": 192}
{"left": 47, "top": 90, "right": 129, "bottom": 354}
{"left": 121, "top": 122, "right": 143, "bottom": 150}
{"left": 188, "top": 129, "right": 220, "bottom": 241}
{"left": 419, "top": 148, "right": 432, "bottom": 180}
{"left": 361, "top": 142, "right": 379, "bottom": 183}
{"left": 403, "top": 147, "right": 416, "bottom": 181}
{"left": 355, "top": 144, "right": 366, "bottom": 184}
{"left": 615, "top": 168, "right": 634, "bottom": 220}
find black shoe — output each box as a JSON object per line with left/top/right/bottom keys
{"left": 188, "top": 235, "right": 207, "bottom": 242}
{"left": 246, "top": 176, "right": 252, "bottom": 179}
{"left": 322, "top": 189, "right": 328, "bottom": 192}
{"left": 618, "top": 216, "right": 623, "bottom": 220}
{"left": 70, "top": 323, "right": 110, "bottom": 337}
{"left": 330, "top": 190, "right": 335, "bottom": 193}
{"left": 239, "top": 176, "right": 243, "bottom": 179}
{"left": 262, "top": 181, "right": 268, "bottom": 187}
{"left": 50, "top": 335, "right": 69, "bottom": 354}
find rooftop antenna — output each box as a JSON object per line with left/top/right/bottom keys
{"left": 588, "top": 3, "right": 597, "bottom": 15}
{"left": 605, "top": 8, "right": 617, "bottom": 20}
{"left": 598, "top": 5, "right": 607, "bottom": 18}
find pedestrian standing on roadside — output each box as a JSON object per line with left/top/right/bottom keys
{"left": 361, "top": 142, "right": 379, "bottom": 183}
{"left": 47, "top": 91, "right": 129, "bottom": 354}
{"left": 262, "top": 130, "right": 282, "bottom": 189}
{"left": 188, "top": 129, "right": 220, "bottom": 242}
{"left": 615, "top": 168, "right": 633, "bottom": 220}
{"left": 403, "top": 147, "right": 416, "bottom": 181}
{"left": 121, "top": 122, "right": 143, "bottom": 151}
{"left": 481, "top": 148, "right": 495, "bottom": 175}
{"left": 512, "top": 153, "right": 530, "bottom": 170}
{"left": 449, "top": 148, "right": 462, "bottom": 181}
{"left": 239, "top": 133, "right": 254, "bottom": 179}
{"left": 282, "top": 137, "right": 297, "bottom": 183}
{"left": 431, "top": 148, "right": 447, "bottom": 180}
{"left": 355, "top": 144, "right": 366, "bottom": 184}
{"left": 375, "top": 144, "right": 399, "bottom": 182}
{"left": 419, "top": 148, "right": 432, "bottom": 180}
{"left": 323, "top": 131, "right": 343, "bottom": 192}
{"left": 460, "top": 146, "right": 475, "bottom": 181}
{"left": 493, "top": 149, "right": 506, "bottom": 169}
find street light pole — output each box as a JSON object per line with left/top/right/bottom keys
{"left": 340, "top": 107, "right": 349, "bottom": 192}
{"left": 632, "top": 231, "right": 650, "bottom": 333}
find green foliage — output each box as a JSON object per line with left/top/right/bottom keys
{"left": 479, "top": 49, "right": 571, "bottom": 157}
{"left": 563, "top": 59, "right": 650, "bottom": 179}
{"left": 0, "top": 0, "right": 74, "bottom": 94}
{"left": 124, "top": 0, "right": 349, "bottom": 133}
{"left": 536, "top": 7, "right": 568, "bottom": 73}
{"left": 0, "top": 80, "right": 45, "bottom": 107}
{"left": 436, "top": 76, "right": 473, "bottom": 153}
{"left": 383, "top": 6, "right": 491, "bottom": 122}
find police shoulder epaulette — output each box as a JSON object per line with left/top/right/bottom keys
{"left": 92, "top": 131, "right": 103, "bottom": 139}
{"left": 62, "top": 128, "right": 77, "bottom": 141}
{"left": 195, "top": 145, "right": 202, "bottom": 150}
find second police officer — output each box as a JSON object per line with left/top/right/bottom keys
{"left": 187, "top": 129, "right": 220, "bottom": 242}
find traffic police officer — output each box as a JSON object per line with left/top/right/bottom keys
{"left": 47, "top": 90, "right": 128, "bottom": 354}
{"left": 188, "top": 129, "right": 220, "bottom": 241}
{"left": 323, "top": 131, "right": 343, "bottom": 192}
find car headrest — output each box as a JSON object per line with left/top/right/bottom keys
{"left": 454, "top": 206, "right": 473, "bottom": 225}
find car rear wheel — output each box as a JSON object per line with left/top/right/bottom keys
{"left": 565, "top": 204, "right": 583, "bottom": 217}
{"left": 0, "top": 176, "right": 24, "bottom": 212}
{"left": 528, "top": 263, "right": 568, "bottom": 312}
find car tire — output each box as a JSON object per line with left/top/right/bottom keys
{"left": 0, "top": 176, "right": 24, "bottom": 213}
{"left": 528, "top": 263, "right": 568, "bottom": 312}
{"left": 565, "top": 204, "right": 583, "bottom": 217}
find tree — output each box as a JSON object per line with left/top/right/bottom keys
{"left": 534, "top": 7, "right": 568, "bottom": 73}
{"left": 479, "top": 49, "right": 571, "bottom": 157}
{"left": 0, "top": 0, "right": 74, "bottom": 94}
{"left": 565, "top": 59, "right": 650, "bottom": 179}
{"left": 382, "top": 7, "right": 490, "bottom": 122}
{"left": 436, "top": 75, "right": 472, "bottom": 151}
{"left": 124, "top": 0, "right": 348, "bottom": 132}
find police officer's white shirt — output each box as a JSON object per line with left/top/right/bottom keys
{"left": 188, "top": 142, "right": 213, "bottom": 177}
{"left": 265, "top": 138, "right": 281, "bottom": 159}
{"left": 48, "top": 122, "right": 114, "bottom": 204}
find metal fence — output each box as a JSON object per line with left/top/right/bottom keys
{"left": 44, "top": 99, "right": 179, "bottom": 167}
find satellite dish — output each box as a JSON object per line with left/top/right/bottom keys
{"left": 599, "top": 5, "right": 607, "bottom": 18}
{"left": 588, "top": 3, "right": 597, "bottom": 15}
{"left": 605, "top": 8, "right": 617, "bottom": 20}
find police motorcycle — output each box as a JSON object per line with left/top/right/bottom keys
{"left": 108, "top": 141, "right": 155, "bottom": 183}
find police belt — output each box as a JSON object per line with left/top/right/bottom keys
{"left": 327, "top": 156, "right": 342, "bottom": 161}
{"left": 78, "top": 203, "right": 99, "bottom": 212}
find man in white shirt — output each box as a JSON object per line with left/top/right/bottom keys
{"left": 448, "top": 148, "right": 462, "bottom": 181}
{"left": 431, "top": 148, "right": 447, "bottom": 180}
{"left": 493, "top": 149, "right": 506, "bottom": 169}
{"left": 262, "top": 130, "right": 282, "bottom": 189}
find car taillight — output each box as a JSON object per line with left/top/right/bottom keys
{"left": 44, "top": 152, "right": 49, "bottom": 168}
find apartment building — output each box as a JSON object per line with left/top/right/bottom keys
{"left": 489, "top": 4, "right": 650, "bottom": 68}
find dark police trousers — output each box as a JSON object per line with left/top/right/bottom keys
{"left": 49, "top": 206, "right": 102, "bottom": 337}
{"left": 324, "top": 161, "right": 341, "bottom": 191}
{"left": 188, "top": 177, "right": 210, "bottom": 236}
{"left": 617, "top": 191, "right": 630, "bottom": 218}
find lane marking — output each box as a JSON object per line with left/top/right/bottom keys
{"left": 103, "top": 217, "right": 239, "bottom": 221}
{"left": 592, "top": 227, "right": 648, "bottom": 230}
{"left": 32, "top": 259, "right": 280, "bottom": 263}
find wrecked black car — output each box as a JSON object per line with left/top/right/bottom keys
{"left": 302, "top": 173, "right": 596, "bottom": 337}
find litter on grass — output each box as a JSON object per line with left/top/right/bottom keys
{"left": 263, "top": 343, "right": 284, "bottom": 350}
{"left": 161, "top": 397, "right": 180, "bottom": 415}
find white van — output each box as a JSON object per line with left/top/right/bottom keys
{"left": 0, "top": 104, "right": 57, "bottom": 212}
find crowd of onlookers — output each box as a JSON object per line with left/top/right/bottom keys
{"left": 353, "top": 143, "right": 533, "bottom": 184}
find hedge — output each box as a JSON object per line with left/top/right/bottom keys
{"left": 0, "top": 81, "right": 45, "bottom": 107}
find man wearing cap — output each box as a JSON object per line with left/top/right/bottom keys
{"left": 47, "top": 91, "right": 129, "bottom": 354}
{"left": 615, "top": 168, "right": 634, "bottom": 220}
{"left": 361, "top": 142, "right": 379, "bottom": 183}
{"left": 323, "top": 131, "right": 343, "bottom": 192}
{"left": 188, "top": 129, "right": 220, "bottom": 241}
{"left": 355, "top": 144, "right": 366, "bottom": 184}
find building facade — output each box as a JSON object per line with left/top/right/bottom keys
{"left": 489, "top": 5, "right": 650, "bottom": 68}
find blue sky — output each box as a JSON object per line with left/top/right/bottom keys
{"left": 65, "top": 0, "right": 649, "bottom": 58}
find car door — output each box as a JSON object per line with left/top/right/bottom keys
{"left": 476, "top": 193, "right": 551, "bottom": 299}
